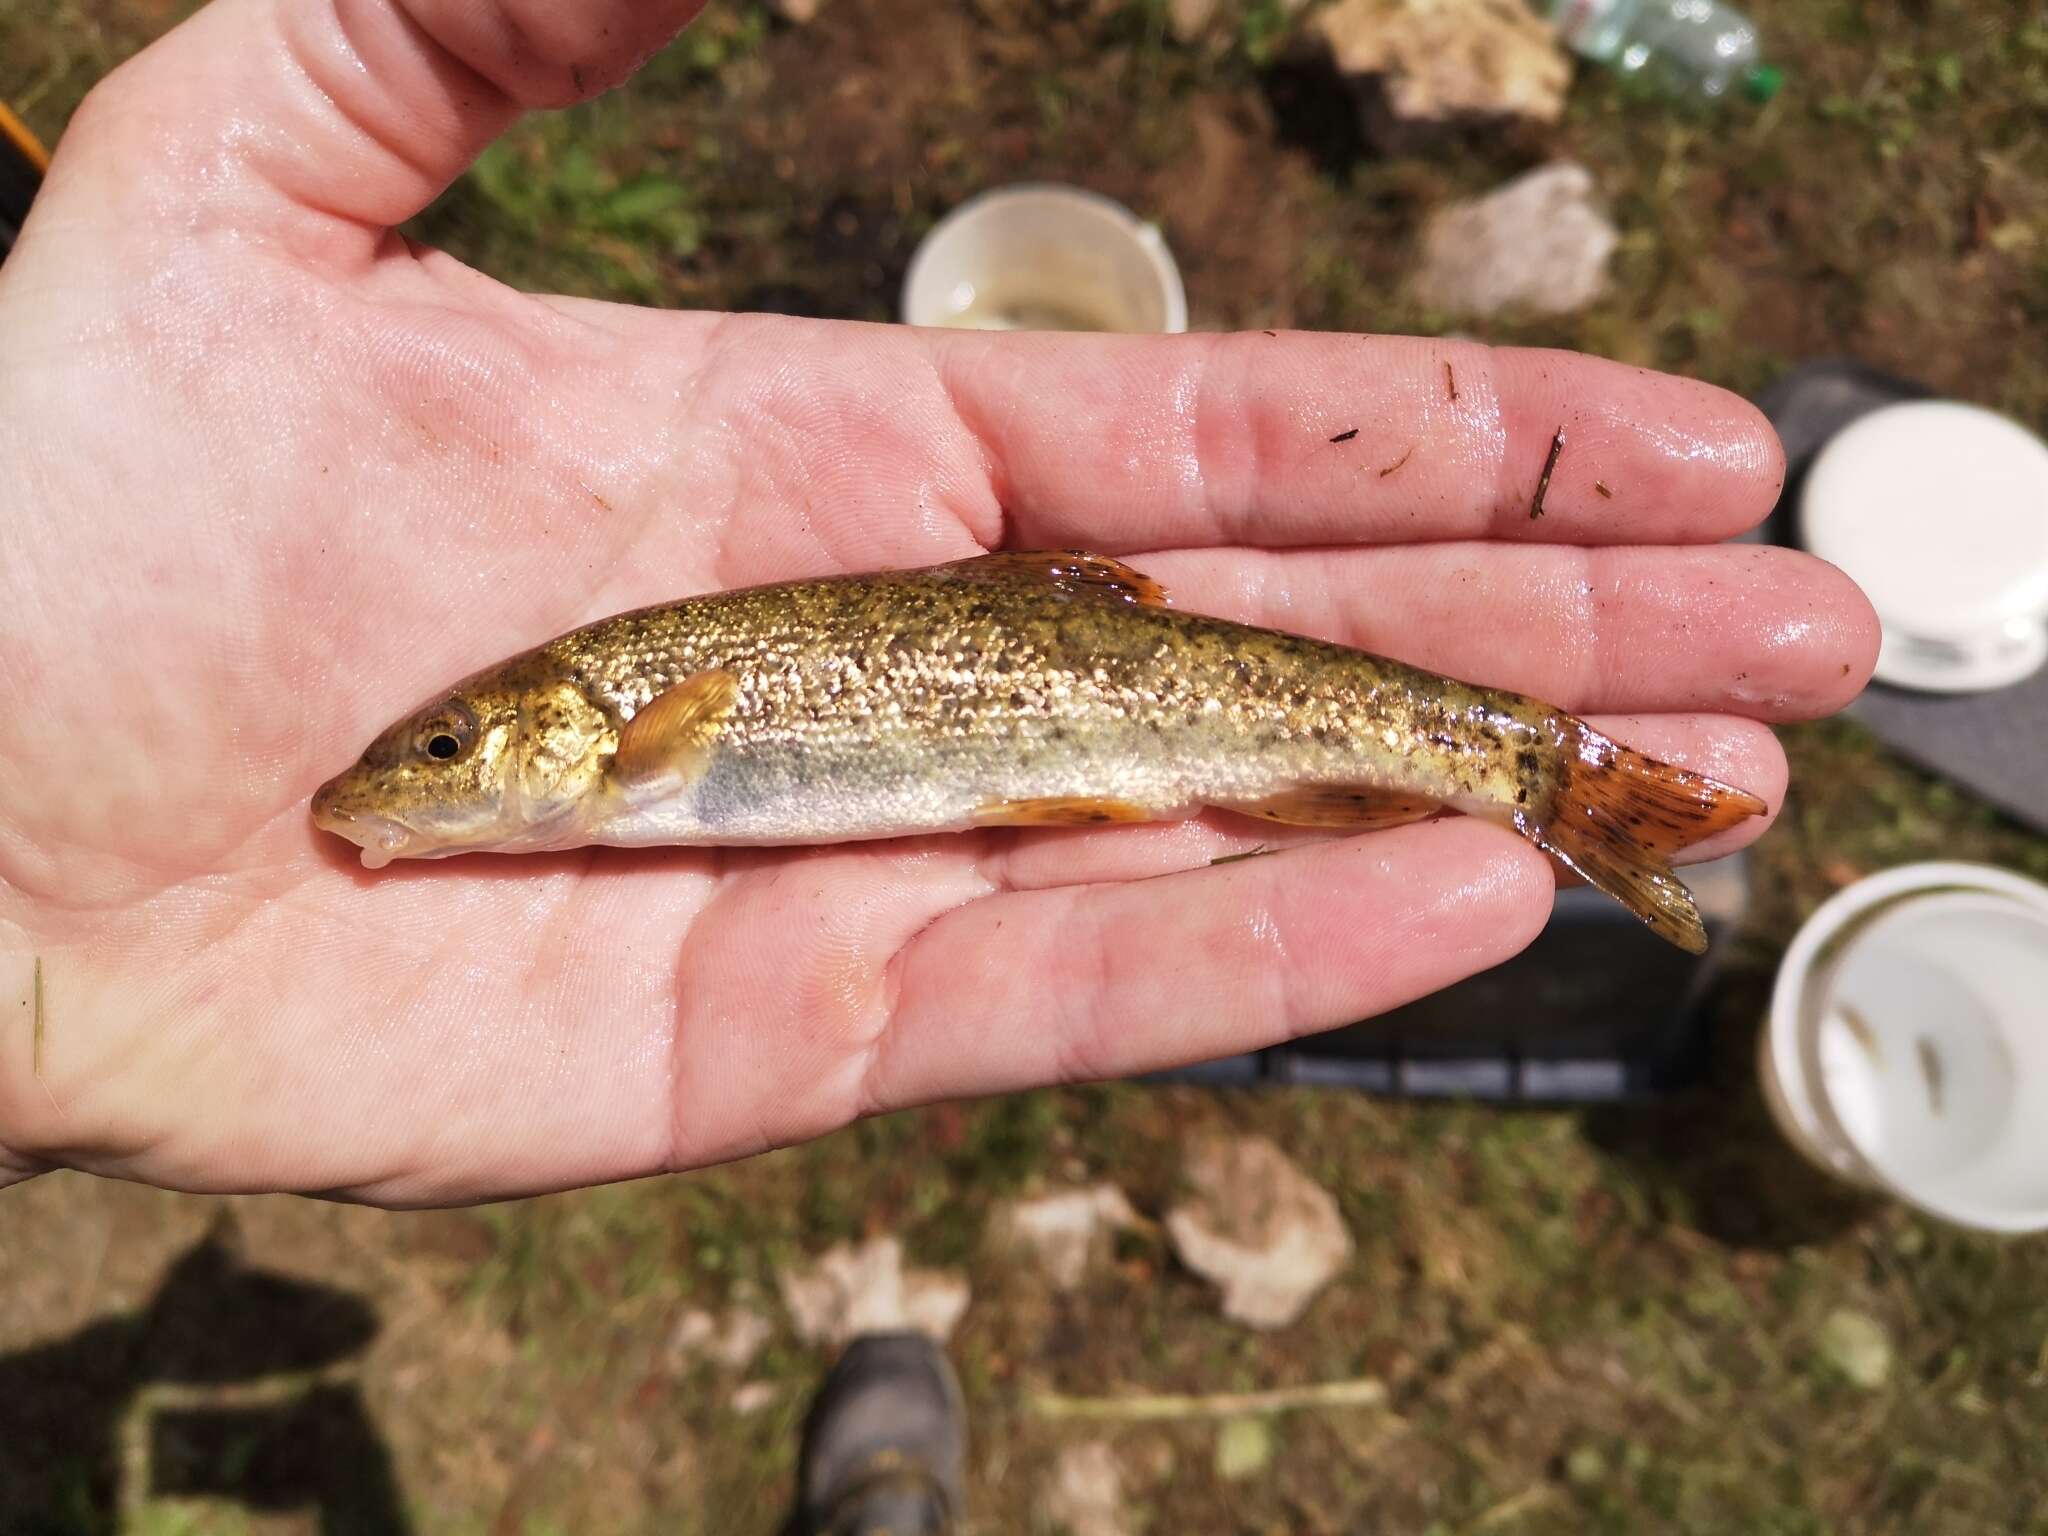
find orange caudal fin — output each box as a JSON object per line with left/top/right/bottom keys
{"left": 1532, "top": 726, "right": 1768, "bottom": 955}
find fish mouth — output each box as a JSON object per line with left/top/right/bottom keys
{"left": 311, "top": 789, "right": 420, "bottom": 870}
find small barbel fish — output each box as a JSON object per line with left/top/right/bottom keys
{"left": 312, "top": 551, "right": 1766, "bottom": 952}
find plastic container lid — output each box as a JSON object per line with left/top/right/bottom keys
{"left": 1800, "top": 400, "right": 2048, "bottom": 691}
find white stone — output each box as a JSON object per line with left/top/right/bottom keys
{"left": 1413, "top": 162, "right": 1618, "bottom": 317}
{"left": 1040, "top": 1441, "right": 1126, "bottom": 1536}
{"left": 1165, "top": 1135, "right": 1353, "bottom": 1330}
{"left": 902, "top": 1266, "right": 972, "bottom": 1344}
{"left": 668, "top": 1307, "right": 716, "bottom": 1365}
{"left": 667, "top": 1304, "right": 772, "bottom": 1372}
{"left": 998, "top": 1184, "right": 1140, "bottom": 1291}
{"left": 1214, "top": 1416, "right": 1275, "bottom": 1481}
{"left": 1818, "top": 1308, "right": 1892, "bottom": 1390}
{"left": 1306, "top": 0, "right": 1571, "bottom": 128}
{"left": 709, "top": 1307, "right": 772, "bottom": 1371}
{"left": 778, "top": 1237, "right": 970, "bottom": 1346}
{"left": 1168, "top": 0, "right": 1222, "bottom": 43}
{"left": 730, "top": 1381, "right": 778, "bottom": 1416}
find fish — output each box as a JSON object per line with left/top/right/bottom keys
{"left": 311, "top": 551, "right": 1767, "bottom": 952}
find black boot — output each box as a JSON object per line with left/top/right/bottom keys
{"left": 795, "top": 1333, "right": 966, "bottom": 1536}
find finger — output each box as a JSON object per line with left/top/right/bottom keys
{"left": 1135, "top": 542, "right": 1879, "bottom": 720}
{"left": 867, "top": 818, "right": 1554, "bottom": 1109}
{"left": 975, "top": 712, "right": 1784, "bottom": 894}
{"left": 38, "top": 0, "right": 706, "bottom": 240}
{"left": 929, "top": 332, "right": 1783, "bottom": 550}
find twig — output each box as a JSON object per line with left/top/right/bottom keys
{"left": 1469, "top": 1484, "right": 1562, "bottom": 1531}
{"left": 32, "top": 955, "right": 44, "bottom": 1078}
{"left": 1030, "top": 1377, "right": 1387, "bottom": 1422}
{"left": 1209, "top": 845, "right": 1276, "bottom": 866}
{"left": 1529, "top": 426, "right": 1565, "bottom": 520}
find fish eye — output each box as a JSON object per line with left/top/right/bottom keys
{"left": 413, "top": 703, "right": 477, "bottom": 763}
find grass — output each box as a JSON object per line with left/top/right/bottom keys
{"left": 5, "top": 0, "right": 2048, "bottom": 1531}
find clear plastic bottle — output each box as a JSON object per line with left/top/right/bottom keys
{"left": 1545, "top": 0, "right": 1783, "bottom": 102}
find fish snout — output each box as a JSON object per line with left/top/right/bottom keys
{"left": 309, "top": 776, "right": 415, "bottom": 868}
{"left": 310, "top": 776, "right": 341, "bottom": 825}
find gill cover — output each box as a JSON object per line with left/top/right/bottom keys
{"left": 515, "top": 680, "right": 617, "bottom": 813}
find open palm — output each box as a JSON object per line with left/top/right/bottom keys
{"left": 0, "top": 0, "right": 1875, "bottom": 1204}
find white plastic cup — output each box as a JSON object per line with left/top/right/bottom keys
{"left": 901, "top": 184, "right": 1187, "bottom": 335}
{"left": 1799, "top": 400, "right": 2048, "bottom": 693}
{"left": 1762, "top": 861, "right": 2048, "bottom": 1232}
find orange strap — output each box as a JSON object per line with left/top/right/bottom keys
{"left": 0, "top": 101, "right": 50, "bottom": 175}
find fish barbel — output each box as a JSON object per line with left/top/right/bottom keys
{"left": 312, "top": 551, "right": 1765, "bottom": 952}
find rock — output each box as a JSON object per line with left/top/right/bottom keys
{"left": 709, "top": 1307, "right": 772, "bottom": 1371}
{"left": 1564, "top": 1443, "right": 1609, "bottom": 1488}
{"left": 903, "top": 1267, "right": 973, "bottom": 1343}
{"left": 997, "top": 1184, "right": 1140, "bottom": 1291}
{"left": 1214, "top": 1416, "right": 1275, "bottom": 1481}
{"left": 1168, "top": 0, "right": 1222, "bottom": 44}
{"left": 668, "top": 1308, "right": 716, "bottom": 1367}
{"left": 1304, "top": 0, "right": 1571, "bottom": 130}
{"left": 1412, "top": 162, "right": 1618, "bottom": 318}
{"left": 778, "top": 1237, "right": 970, "bottom": 1347}
{"left": 1165, "top": 1134, "right": 1352, "bottom": 1330}
{"left": 730, "top": 1381, "right": 778, "bottom": 1416}
{"left": 666, "top": 1303, "right": 772, "bottom": 1373}
{"left": 1818, "top": 1308, "right": 1892, "bottom": 1390}
{"left": 1040, "top": 1441, "right": 1126, "bottom": 1536}
{"left": 768, "top": 0, "right": 824, "bottom": 22}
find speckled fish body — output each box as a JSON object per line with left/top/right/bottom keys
{"left": 312, "top": 552, "right": 1765, "bottom": 951}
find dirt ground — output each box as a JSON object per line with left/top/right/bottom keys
{"left": 5, "top": 1, "right": 2048, "bottom": 1533}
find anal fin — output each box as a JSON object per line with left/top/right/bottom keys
{"left": 973, "top": 795, "right": 1155, "bottom": 828}
{"left": 1223, "top": 784, "right": 1440, "bottom": 831}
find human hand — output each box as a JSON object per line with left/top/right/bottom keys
{"left": 0, "top": 0, "right": 1876, "bottom": 1203}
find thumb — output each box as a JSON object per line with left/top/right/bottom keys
{"left": 24, "top": 0, "right": 707, "bottom": 249}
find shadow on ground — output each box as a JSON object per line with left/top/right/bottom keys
{"left": 1581, "top": 966, "right": 1882, "bottom": 1251}
{"left": 0, "top": 1218, "right": 410, "bottom": 1535}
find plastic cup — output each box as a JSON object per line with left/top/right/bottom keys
{"left": 1762, "top": 861, "right": 2048, "bottom": 1232}
{"left": 1798, "top": 400, "right": 2048, "bottom": 693}
{"left": 900, "top": 184, "right": 1187, "bottom": 335}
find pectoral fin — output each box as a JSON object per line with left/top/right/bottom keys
{"left": 611, "top": 670, "right": 739, "bottom": 796}
{"left": 1223, "top": 784, "right": 1440, "bottom": 831}
{"left": 943, "top": 550, "right": 1170, "bottom": 608}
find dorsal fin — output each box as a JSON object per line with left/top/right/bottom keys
{"left": 939, "top": 550, "right": 1170, "bottom": 608}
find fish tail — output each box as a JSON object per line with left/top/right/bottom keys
{"left": 1528, "top": 724, "right": 1768, "bottom": 954}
